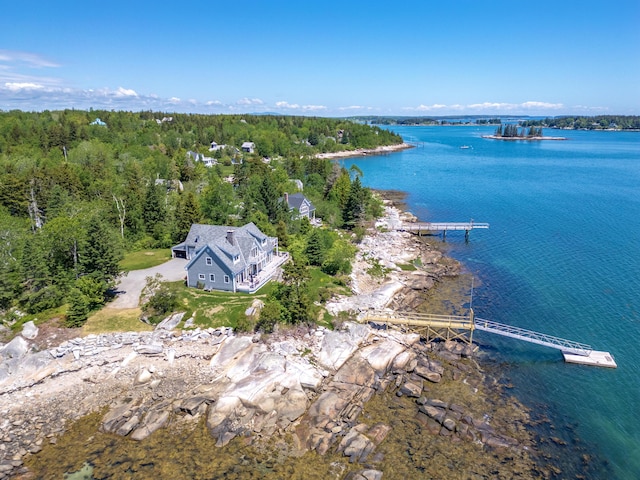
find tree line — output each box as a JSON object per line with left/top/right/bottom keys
{"left": 520, "top": 115, "right": 640, "bottom": 130}
{"left": 0, "top": 110, "right": 399, "bottom": 326}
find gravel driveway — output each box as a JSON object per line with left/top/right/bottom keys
{"left": 110, "top": 258, "right": 188, "bottom": 309}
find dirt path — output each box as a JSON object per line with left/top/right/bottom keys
{"left": 110, "top": 258, "right": 188, "bottom": 309}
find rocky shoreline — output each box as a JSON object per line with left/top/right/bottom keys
{"left": 0, "top": 199, "right": 548, "bottom": 479}
{"left": 315, "top": 143, "right": 413, "bottom": 160}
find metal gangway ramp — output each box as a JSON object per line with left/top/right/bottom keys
{"left": 474, "top": 318, "right": 592, "bottom": 355}
{"left": 473, "top": 317, "right": 616, "bottom": 367}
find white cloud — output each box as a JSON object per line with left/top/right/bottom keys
{"left": 276, "top": 101, "right": 326, "bottom": 112}
{"left": 467, "top": 101, "right": 564, "bottom": 111}
{"left": 206, "top": 100, "right": 222, "bottom": 106}
{"left": 0, "top": 49, "right": 60, "bottom": 68}
{"left": 115, "top": 87, "right": 138, "bottom": 97}
{"left": 276, "top": 101, "right": 300, "bottom": 109}
{"left": 4, "top": 82, "right": 45, "bottom": 91}
{"left": 237, "top": 97, "right": 264, "bottom": 105}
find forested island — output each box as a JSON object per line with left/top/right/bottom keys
{"left": 0, "top": 110, "right": 402, "bottom": 329}
{"left": 482, "top": 124, "right": 566, "bottom": 141}
{"left": 520, "top": 115, "right": 640, "bottom": 130}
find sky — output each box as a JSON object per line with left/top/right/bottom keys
{"left": 1, "top": 0, "right": 638, "bottom": 117}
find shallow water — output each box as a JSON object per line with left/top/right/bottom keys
{"left": 345, "top": 125, "right": 640, "bottom": 479}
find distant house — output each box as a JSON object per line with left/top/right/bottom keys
{"left": 241, "top": 142, "right": 255, "bottom": 153}
{"left": 90, "top": 118, "right": 106, "bottom": 126}
{"left": 284, "top": 192, "right": 316, "bottom": 220}
{"left": 172, "top": 223, "right": 287, "bottom": 293}
{"left": 187, "top": 150, "right": 217, "bottom": 168}
{"left": 209, "top": 141, "right": 227, "bottom": 152}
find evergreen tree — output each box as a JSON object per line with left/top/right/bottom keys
{"left": 65, "top": 288, "right": 89, "bottom": 327}
{"left": 305, "top": 229, "right": 326, "bottom": 266}
{"left": 143, "top": 182, "right": 166, "bottom": 235}
{"left": 343, "top": 176, "right": 365, "bottom": 229}
{"left": 173, "top": 191, "right": 200, "bottom": 243}
{"left": 80, "top": 215, "right": 122, "bottom": 284}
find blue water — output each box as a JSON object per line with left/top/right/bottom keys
{"left": 345, "top": 126, "right": 640, "bottom": 479}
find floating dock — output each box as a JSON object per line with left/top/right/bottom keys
{"left": 563, "top": 350, "right": 618, "bottom": 368}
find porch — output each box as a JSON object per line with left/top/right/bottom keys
{"left": 236, "top": 251, "right": 290, "bottom": 293}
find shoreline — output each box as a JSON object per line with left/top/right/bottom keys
{"left": 1, "top": 198, "right": 562, "bottom": 479}
{"left": 314, "top": 142, "right": 413, "bottom": 160}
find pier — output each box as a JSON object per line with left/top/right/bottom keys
{"left": 360, "top": 310, "right": 616, "bottom": 368}
{"left": 396, "top": 221, "right": 489, "bottom": 241}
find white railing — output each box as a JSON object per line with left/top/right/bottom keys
{"left": 236, "top": 252, "right": 290, "bottom": 293}
{"left": 475, "top": 318, "right": 593, "bottom": 356}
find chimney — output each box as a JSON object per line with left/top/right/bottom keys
{"left": 226, "top": 230, "right": 235, "bottom": 245}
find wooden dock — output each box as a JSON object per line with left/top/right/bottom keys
{"left": 360, "top": 310, "right": 616, "bottom": 368}
{"left": 396, "top": 221, "right": 489, "bottom": 240}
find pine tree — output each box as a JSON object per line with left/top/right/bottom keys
{"left": 305, "top": 229, "right": 325, "bottom": 266}
{"left": 173, "top": 191, "right": 200, "bottom": 243}
{"left": 80, "top": 215, "right": 122, "bottom": 283}
{"left": 343, "top": 176, "right": 365, "bottom": 229}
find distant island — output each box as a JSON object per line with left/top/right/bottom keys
{"left": 482, "top": 125, "right": 567, "bottom": 141}
{"left": 521, "top": 115, "right": 640, "bottom": 131}
{"left": 348, "top": 115, "right": 640, "bottom": 131}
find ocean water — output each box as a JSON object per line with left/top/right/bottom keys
{"left": 345, "top": 126, "right": 640, "bottom": 479}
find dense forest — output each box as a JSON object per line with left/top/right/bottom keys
{"left": 520, "top": 115, "right": 640, "bottom": 130}
{"left": 0, "top": 110, "right": 402, "bottom": 327}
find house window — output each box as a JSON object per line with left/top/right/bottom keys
{"left": 198, "top": 274, "right": 205, "bottom": 280}
{"left": 233, "top": 255, "right": 239, "bottom": 263}
{"left": 206, "top": 257, "right": 212, "bottom": 266}
{"left": 209, "top": 274, "right": 215, "bottom": 282}
{"left": 224, "top": 275, "right": 230, "bottom": 284}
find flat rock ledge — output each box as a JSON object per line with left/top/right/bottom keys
{"left": 0, "top": 321, "right": 520, "bottom": 479}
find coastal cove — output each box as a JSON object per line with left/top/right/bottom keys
{"left": 2, "top": 203, "right": 556, "bottom": 480}
{"left": 343, "top": 125, "right": 640, "bottom": 479}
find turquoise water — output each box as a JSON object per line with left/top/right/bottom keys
{"left": 345, "top": 126, "right": 640, "bottom": 479}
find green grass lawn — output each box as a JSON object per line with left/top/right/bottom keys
{"left": 169, "top": 281, "right": 272, "bottom": 330}
{"left": 119, "top": 249, "right": 172, "bottom": 271}
{"left": 83, "top": 307, "right": 153, "bottom": 334}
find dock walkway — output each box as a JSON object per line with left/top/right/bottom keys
{"left": 396, "top": 221, "right": 489, "bottom": 240}
{"left": 361, "top": 310, "right": 616, "bottom": 368}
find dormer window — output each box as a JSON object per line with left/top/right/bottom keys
{"left": 233, "top": 255, "right": 239, "bottom": 263}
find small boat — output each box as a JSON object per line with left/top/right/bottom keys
{"left": 460, "top": 145, "right": 471, "bottom": 149}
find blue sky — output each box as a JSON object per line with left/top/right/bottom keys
{"left": 1, "top": 0, "right": 638, "bottom": 116}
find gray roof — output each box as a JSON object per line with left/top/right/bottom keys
{"left": 286, "top": 193, "right": 315, "bottom": 212}
{"left": 183, "top": 223, "right": 274, "bottom": 274}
